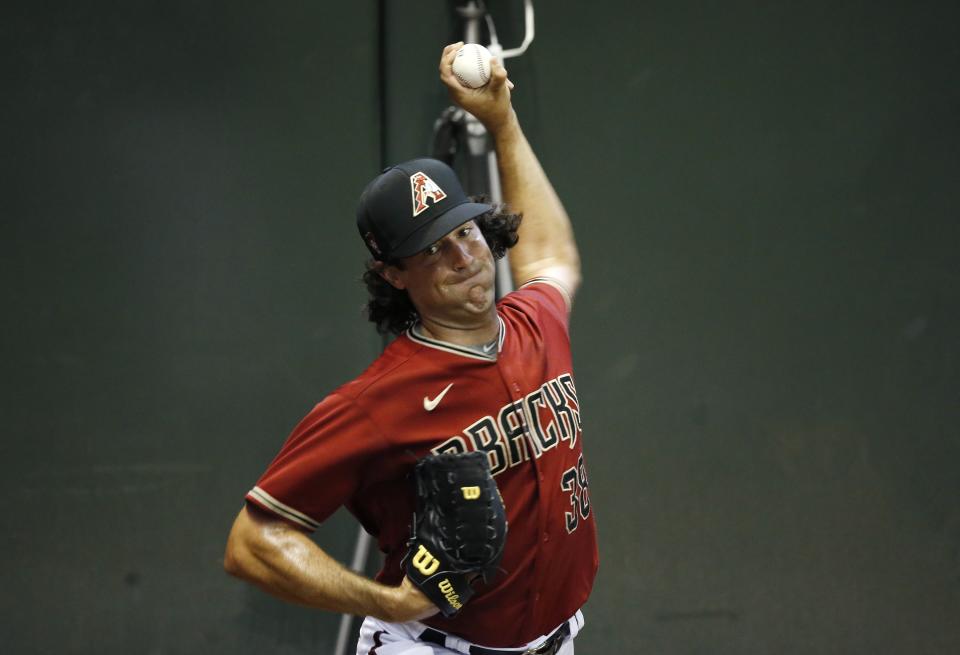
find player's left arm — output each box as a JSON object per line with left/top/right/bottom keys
{"left": 439, "top": 43, "right": 581, "bottom": 307}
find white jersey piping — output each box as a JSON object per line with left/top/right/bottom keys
{"left": 248, "top": 486, "right": 321, "bottom": 530}
{"left": 407, "top": 315, "right": 506, "bottom": 362}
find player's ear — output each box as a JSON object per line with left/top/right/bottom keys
{"left": 379, "top": 263, "right": 407, "bottom": 290}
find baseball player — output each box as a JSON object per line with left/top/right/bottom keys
{"left": 224, "top": 43, "right": 598, "bottom": 655}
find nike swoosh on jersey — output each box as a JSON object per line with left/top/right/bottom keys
{"left": 423, "top": 383, "right": 454, "bottom": 411}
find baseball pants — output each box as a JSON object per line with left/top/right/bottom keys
{"left": 356, "top": 610, "right": 583, "bottom": 655}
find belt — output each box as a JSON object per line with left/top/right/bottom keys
{"left": 419, "top": 621, "right": 571, "bottom": 655}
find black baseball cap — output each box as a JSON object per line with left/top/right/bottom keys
{"left": 356, "top": 158, "right": 492, "bottom": 261}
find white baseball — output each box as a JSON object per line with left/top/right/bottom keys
{"left": 452, "top": 43, "right": 493, "bottom": 89}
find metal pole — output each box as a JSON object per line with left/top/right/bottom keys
{"left": 332, "top": 528, "right": 373, "bottom": 655}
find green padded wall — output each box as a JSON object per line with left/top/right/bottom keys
{"left": 3, "top": 2, "right": 380, "bottom": 653}
{"left": 3, "top": 2, "right": 958, "bottom": 654}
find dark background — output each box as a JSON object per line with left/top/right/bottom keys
{"left": 3, "top": 1, "right": 958, "bottom": 653}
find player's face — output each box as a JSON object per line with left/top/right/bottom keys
{"left": 386, "top": 220, "right": 496, "bottom": 325}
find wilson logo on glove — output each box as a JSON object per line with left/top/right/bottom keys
{"left": 403, "top": 451, "right": 508, "bottom": 617}
{"left": 411, "top": 545, "right": 441, "bottom": 576}
{"left": 437, "top": 579, "right": 463, "bottom": 610}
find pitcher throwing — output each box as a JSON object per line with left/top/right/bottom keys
{"left": 224, "top": 42, "right": 598, "bottom": 655}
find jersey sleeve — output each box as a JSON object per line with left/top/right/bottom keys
{"left": 513, "top": 277, "right": 573, "bottom": 331}
{"left": 245, "top": 392, "right": 385, "bottom": 531}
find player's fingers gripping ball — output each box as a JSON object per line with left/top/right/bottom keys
{"left": 452, "top": 43, "right": 493, "bottom": 88}
{"left": 403, "top": 451, "right": 508, "bottom": 617}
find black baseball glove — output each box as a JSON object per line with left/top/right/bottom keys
{"left": 403, "top": 451, "right": 508, "bottom": 617}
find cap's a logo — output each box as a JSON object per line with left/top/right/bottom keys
{"left": 410, "top": 171, "right": 447, "bottom": 217}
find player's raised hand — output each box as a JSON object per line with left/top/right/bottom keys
{"left": 439, "top": 42, "right": 515, "bottom": 134}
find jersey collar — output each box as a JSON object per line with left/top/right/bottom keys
{"left": 406, "top": 315, "right": 505, "bottom": 362}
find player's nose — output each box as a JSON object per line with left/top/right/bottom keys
{"left": 448, "top": 239, "right": 473, "bottom": 270}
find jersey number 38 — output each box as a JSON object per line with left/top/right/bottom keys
{"left": 560, "top": 454, "right": 591, "bottom": 534}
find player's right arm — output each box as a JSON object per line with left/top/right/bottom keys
{"left": 439, "top": 42, "right": 582, "bottom": 307}
{"left": 224, "top": 504, "right": 436, "bottom": 622}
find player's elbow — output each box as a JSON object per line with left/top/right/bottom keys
{"left": 223, "top": 550, "right": 240, "bottom": 577}
{"left": 223, "top": 527, "right": 246, "bottom": 577}
{"left": 223, "top": 507, "right": 258, "bottom": 579}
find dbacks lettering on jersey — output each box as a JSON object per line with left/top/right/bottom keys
{"left": 410, "top": 171, "right": 447, "bottom": 217}
{"left": 432, "top": 373, "right": 582, "bottom": 476}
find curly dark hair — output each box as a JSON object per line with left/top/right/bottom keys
{"left": 362, "top": 200, "right": 522, "bottom": 335}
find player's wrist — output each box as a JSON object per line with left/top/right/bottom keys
{"left": 377, "top": 577, "right": 438, "bottom": 623}
{"left": 488, "top": 113, "right": 523, "bottom": 152}
{"left": 371, "top": 583, "right": 398, "bottom": 622}
{"left": 485, "top": 107, "right": 520, "bottom": 139}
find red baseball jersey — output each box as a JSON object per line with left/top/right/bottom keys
{"left": 245, "top": 279, "right": 598, "bottom": 647}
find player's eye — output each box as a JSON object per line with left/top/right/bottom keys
{"left": 425, "top": 243, "right": 440, "bottom": 256}
{"left": 458, "top": 226, "right": 472, "bottom": 238}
